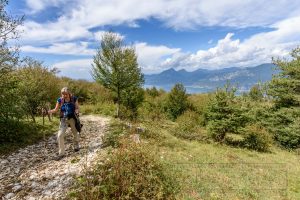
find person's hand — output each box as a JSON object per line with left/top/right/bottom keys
{"left": 48, "top": 110, "right": 52, "bottom": 114}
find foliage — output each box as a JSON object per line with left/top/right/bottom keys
{"left": 140, "top": 91, "right": 168, "bottom": 121}
{"left": 248, "top": 83, "right": 264, "bottom": 101}
{"left": 205, "top": 85, "right": 249, "bottom": 142}
{"left": 0, "top": 0, "right": 23, "bottom": 122}
{"left": 92, "top": 32, "right": 144, "bottom": 118}
{"left": 101, "top": 120, "right": 127, "bottom": 148}
{"left": 174, "top": 110, "right": 206, "bottom": 141}
{"left": 268, "top": 108, "right": 300, "bottom": 149}
{"left": 120, "top": 86, "right": 144, "bottom": 120}
{"left": 242, "top": 124, "right": 273, "bottom": 152}
{"left": 17, "top": 57, "right": 60, "bottom": 122}
{"left": 165, "top": 83, "right": 189, "bottom": 120}
{"left": 0, "top": 117, "right": 59, "bottom": 155}
{"left": 145, "top": 86, "right": 160, "bottom": 97}
{"left": 268, "top": 47, "right": 300, "bottom": 108}
{"left": 71, "top": 140, "right": 179, "bottom": 200}
{"left": 80, "top": 102, "right": 115, "bottom": 116}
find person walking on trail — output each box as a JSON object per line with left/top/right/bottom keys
{"left": 48, "top": 87, "right": 80, "bottom": 160}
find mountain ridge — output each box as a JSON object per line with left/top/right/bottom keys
{"left": 144, "top": 63, "right": 278, "bottom": 93}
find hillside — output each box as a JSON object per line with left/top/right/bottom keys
{"left": 145, "top": 63, "right": 278, "bottom": 93}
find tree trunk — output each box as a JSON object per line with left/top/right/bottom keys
{"left": 30, "top": 113, "right": 36, "bottom": 123}
{"left": 30, "top": 111, "right": 36, "bottom": 123}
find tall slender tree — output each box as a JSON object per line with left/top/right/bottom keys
{"left": 92, "top": 32, "right": 144, "bottom": 117}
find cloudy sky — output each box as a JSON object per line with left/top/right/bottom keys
{"left": 6, "top": 0, "right": 300, "bottom": 80}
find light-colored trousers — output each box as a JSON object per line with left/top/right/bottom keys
{"left": 57, "top": 118, "right": 79, "bottom": 156}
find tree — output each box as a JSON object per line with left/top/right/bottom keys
{"left": 205, "top": 84, "right": 249, "bottom": 142}
{"left": 249, "top": 83, "right": 264, "bottom": 101}
{"left": 266, "top": 47, "right": 300, "bottom": 148}
{"left": 165, "top": 83, "right": 189, "bottom": 120}
{"left": 17, "top": 57, "right": 60, "bottom": 122}
{"left": 92, "top": 32, "right": 144, "bottom": 117}
{"left": 0, "top": 0, "right": 23, "bottom": 122}
{"left": 268, "top": 47, "right": 300, "bottom": 107}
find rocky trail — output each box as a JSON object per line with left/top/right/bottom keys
{"left": 0, "top": 115, "right": 110, "bottom": 200}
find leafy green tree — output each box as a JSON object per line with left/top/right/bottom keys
{"left": 92, "top": 32, "right": 144, "bottom": 117}
{"left": 205, "top": 85, "right": 249, "bottom": 142}
{"left": 18, "top": 57, "right": 60, "bottom": 122}
{"left": 165, "top": 83, "right": 189, "bottom": 120}
{"left": 146, "top": 86, "right": 160, "bottom": 97}
{"left": 249, "top": 83, "right": 264, "bottom": 101}
{"left": 0, "top": 0, "right": 23, "bottom": 122}
{"left": 268, "top": 47, "right": 300, "bottom": 107}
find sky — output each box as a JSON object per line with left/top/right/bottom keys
{"left": 6, "top": 0, "right": 300, "bottom": 80}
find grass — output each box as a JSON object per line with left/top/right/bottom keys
{"left": 71, "top": 102, "right": 300, "bottom": 199}
{"left": 141, "top": 120, "right": 300, "bottom": 200}
{"left": 80, "top": 102, "right": 115, "bottom": 116}
{"left": 0, "top": 116, "right": 59, "bottom": 156}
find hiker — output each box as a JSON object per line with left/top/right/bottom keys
{"left": 48, "top": 87, "right": 80, "bottom": 159}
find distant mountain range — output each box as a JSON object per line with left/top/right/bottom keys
{"left": 144, "top": 63, "right": 279, "bottom": 94}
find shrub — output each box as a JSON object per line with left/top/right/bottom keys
{"left": 80, "top": 102, "right": 115, "bottom": 116}
{"left": 242, "top": 124, "right": 273, "bottom": 152}
{"left": 165, "top": 83, "right": 189, "bottom": 120}
{"left": 71, "top": 140, "right": 179, "bottom": 200}
{"left": 140, "top": 93, "right": 168, "bottom": 121}
{"left": 0, "top": 118, "right": 58, "bottom": 155}
{"left": 274, "top": 118, "right": 300, "bottom": 149}
{"left": 101, "top": 120, "right": 127, "bottom": 148}
{"left": 174, "top": 110, "right": 206, "bottom": 141}
{"left": 205, "top": 85, "right": 250, "bottom": 142}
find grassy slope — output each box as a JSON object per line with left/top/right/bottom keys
{"left": 143, "top": 121, "right": 300, "bottom": 200}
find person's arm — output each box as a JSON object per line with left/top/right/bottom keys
{"left": 48, "top": 102, "right": 60, "bottom": 114}
{"left": 75, "top": 99, "right": 79, "bottom": 114}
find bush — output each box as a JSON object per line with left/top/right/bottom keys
{"left": 71, "top": 140, "right": 179, "bottom": 200}
{"left": 242, "top": 125, "right": 273, "bottom": 152}
{"left": 274, "top": 118, "right": 300, "bottom": 149}
{"left": 0, "top": 118, "right": 58, "bottom": 155}
{"left": 101, "top": 120, "right": 127, "bottom": 148}
{"left": 140, "top": 93, "right": 168, "bottom": 121}
{"left": 205, "top": 86, "right": 250, "bottom": 142}
{"left": 174, "top": 110, "right": 206, "bottom": 141}
{"left": 80, "top": 102, "right": 115, "bottom": 116}
{"left": 165, "top": 83, "right": 189, "bottom": 120}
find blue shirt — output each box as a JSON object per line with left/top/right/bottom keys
{"left": 57, "top": 96, "right": 78, "bottom": 118}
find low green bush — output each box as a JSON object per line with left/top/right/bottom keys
{"left": 174, "top": 110, "right": 206, "bottom": 141}
{"left": 80, "top": 102, "right": 115, "bottom": 116}
{"left": 101, "top": 120, "right": 127, "bottom": 148}
{"left": 242, "top": 124, "right": 273, "bottom": 152}
{"left": 70, "top": 140, "right": 179, "bottom": 200}
{"left": 0, "top": 118, "right": 58, "bottom": 155}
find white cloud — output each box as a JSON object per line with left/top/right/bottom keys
{"left": 21, "top": 0, "right": 300, "bottom": 44}
{"left": 53, "top": 59, "right": 93, "bottom": 80}
{"left": 21, "top": 42, "right": 95, "bottom": 55}
{"left": 25, "top": 0, "right": 67, "bottom": 13}
{"left": 19, "top": 21, "right": 92, "bottom": 45}
{"left": 134, "top": 42, "right": 181, "bottom": 74}
{"left": 18, "top": 0, "right": 300, "bottom": 76}
{"left": 50, "top": 42, "right": 181, "bottom": 77}
{"left": 160, "top": 16, "right": 300, "bottom": 71}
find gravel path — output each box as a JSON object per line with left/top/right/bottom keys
{"left": 0, "top": 115, "right": 110, "bottom": 200}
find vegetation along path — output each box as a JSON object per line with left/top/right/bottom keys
{"left": 0, "top": 115, "right": 110, "bottom": 200}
